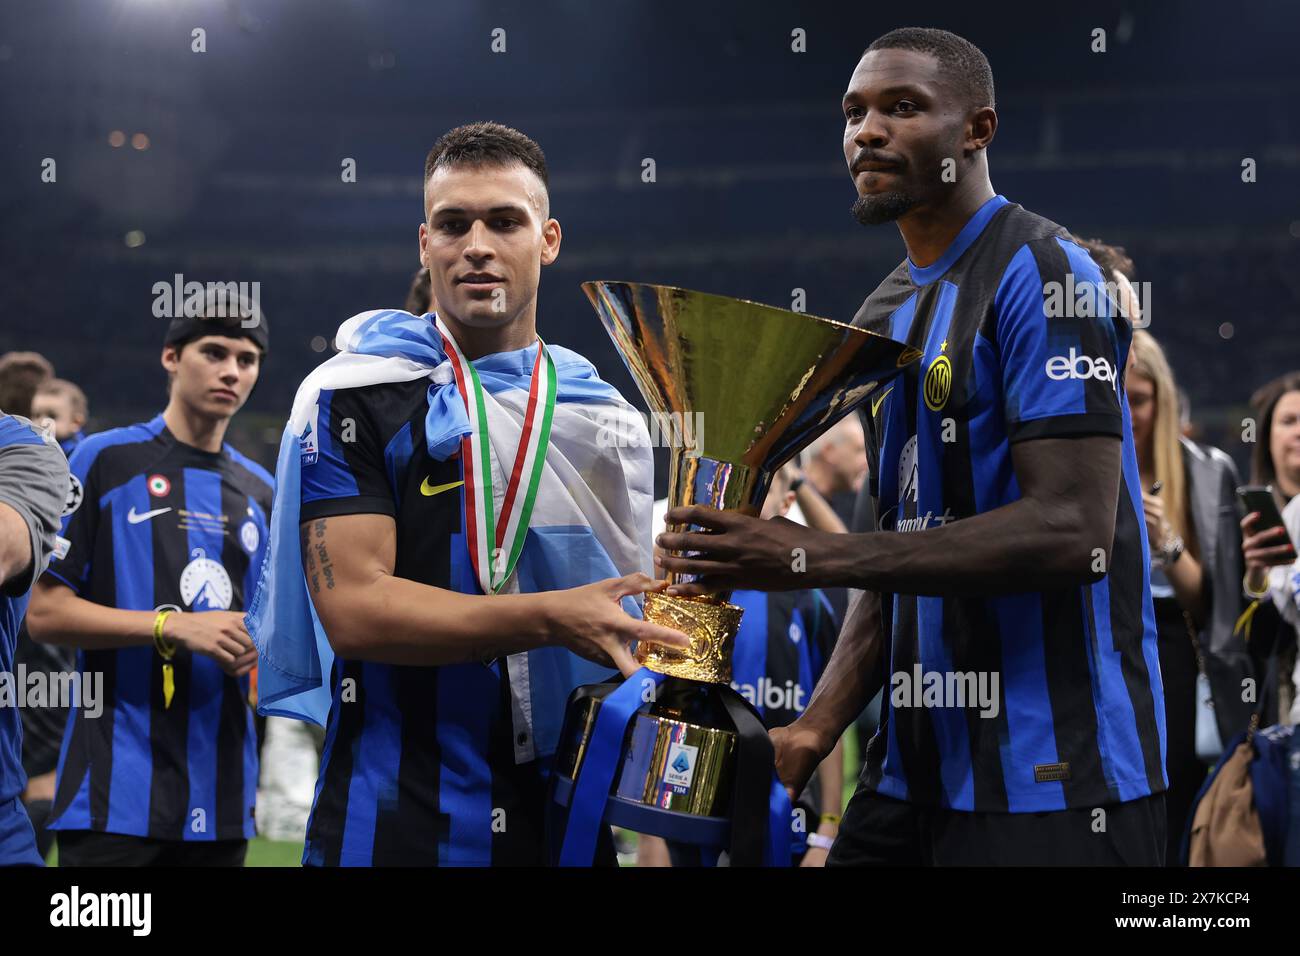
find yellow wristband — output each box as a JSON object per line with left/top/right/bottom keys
{"left": 1244, "top": 573, "right": 1269, "bottom": 600}
{"left": 153, "top": 610, "right": 176, "bottom": 659}
{"left": 819, "top": 813, "right": 842, "bottom": 826}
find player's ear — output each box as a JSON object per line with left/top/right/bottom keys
{"left": 540, "top": 218, "right": 562, "bottom": 267}
{"left": 967, "top": 106, "right": 997, "bottom": 153}
{"left": 160, "top": 344, "right": 180, "bottom": 375}
{"left": 418, "top": 220, "right": 430, "bottom": 269}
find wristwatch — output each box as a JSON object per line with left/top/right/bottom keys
{"left": 1160, "top": 532, "right": 1185, "bottom": 566}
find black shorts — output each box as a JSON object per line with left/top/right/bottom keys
{"left": 56, "top": 830, "right": 248, "bottom": 867}
{"left": 827, "top": 786, "right": 1166, "bottom": 866}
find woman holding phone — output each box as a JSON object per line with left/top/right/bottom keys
{"left": 1126, "top": 330, "right": 1252, "bottom": 864}
{"left": 1240, "top": 372, "right": 1300, "bottom": 726}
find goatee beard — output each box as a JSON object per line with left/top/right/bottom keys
{"left": 852, "top": 191, "right": 918, "bottom": 226}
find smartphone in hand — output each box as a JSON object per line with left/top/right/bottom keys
{"left": 1237, "top": 485, "right": 1293, "bottom": 545}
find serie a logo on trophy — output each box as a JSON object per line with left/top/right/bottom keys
{"left": 551, "top": 281, "right": 918, "bottom": 866}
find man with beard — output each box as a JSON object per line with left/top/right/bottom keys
{"left": 656, "top": 27, "right": 1166, "bottom": 865}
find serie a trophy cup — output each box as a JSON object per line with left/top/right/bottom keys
{"left": 552, "top": 281, "right": 918, "bottom": 866}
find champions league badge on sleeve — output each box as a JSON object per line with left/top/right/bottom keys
{"left": 62, "top": 474, "right": 83, "bottom": 516}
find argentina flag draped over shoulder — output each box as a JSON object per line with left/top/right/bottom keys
{"left": 245, "top": 309, "right": 654, "bottom": 759}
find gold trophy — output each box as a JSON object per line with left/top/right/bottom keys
{"left": 553, "top": 282, "right": 917, "bottom": 864}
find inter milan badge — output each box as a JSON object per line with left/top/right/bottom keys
{"left": 239, "top": 520, "right": 260, "bottom": 554}
{"left": 924, "top": 339, "right": 952, "bottom": 412}
{"left": 147, "top": 473, "right": 171, "bottom": 497}
{"left": 179, "top": 547, "right": 233, "bottom": 610}
{"left": 62, "top": 474, "right": 83, "bottom": 516}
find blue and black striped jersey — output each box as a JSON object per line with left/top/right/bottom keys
{"left": 299, "top": 379, "right": 556, "bottom": 866}
{"left": 43, "top": 414, "right": 272, "bottom": 840}
{"left": 854, "top": 195, "right": 1165, "bottom": 812}
{"left": 730, "top": 588, "right": 838, "bottom": 730}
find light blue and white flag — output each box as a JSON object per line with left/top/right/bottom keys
{"left": 246, "top": 309, "right": 653, "bottom": 761}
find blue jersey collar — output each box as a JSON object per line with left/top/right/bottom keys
{"left": 907, "top": 194, "right": 1009, "bottom": 286}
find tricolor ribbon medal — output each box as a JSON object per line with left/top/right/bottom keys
{"left": 437, "top": 318, "right": 557, "bottom": 595}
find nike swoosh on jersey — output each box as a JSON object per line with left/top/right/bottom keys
{"left": 126, "top": 506, "right": 172, "bottom": 524}
{"left": 871, "top": 386, "right": 895, "bottom": 418}
{"left": 420, "top": 478, "right": 464, "bottom": 497}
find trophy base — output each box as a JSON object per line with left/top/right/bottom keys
{"left": 638, "top": 591, "right": 743, "bottom": 683}
{"left": 551, "top": 590, "right": 747, "bottom": 831}
{"left": 553, "top": 674, "right": 783, "bottom": 864}
{"left": 557, "top": 679, "right": 737, "bottom": 818}
{"left": 551, "top": 775, "right": 730, "bottom": 851}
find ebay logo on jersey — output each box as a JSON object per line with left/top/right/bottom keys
{"left": 1044, "top": 348, "right": 1118, "bottom": 391}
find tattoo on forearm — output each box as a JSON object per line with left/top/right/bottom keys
{"left": 302, "top": 519, "right": 336, "bottom": 594}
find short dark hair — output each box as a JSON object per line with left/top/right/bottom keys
{"left": 164, "top": 287, "right": 269, "bottom": 357}
{"left": 423, "top": 121, "right": 549, "bottom": 193}
{"left": 0, "top": 351, "right": 55, "bottom": 418}
{"left": 1249, "top": 370, "right": 1300, "bottom": 488}
{"left": 1071, "top": 235, "right": 1137, "bottom": 281}
{"left": 404, "top": 267, "right": 432, "bottom": 314}
{"left": 865, "top": 27, "right": 995, "bottom": 111}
